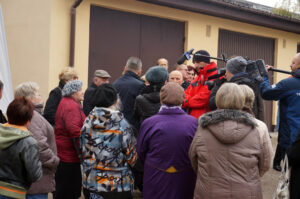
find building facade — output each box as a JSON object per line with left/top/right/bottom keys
{"left": 1, "top": 0, "right": 300, "bottom": 128}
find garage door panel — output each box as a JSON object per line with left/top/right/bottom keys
{"left": 140, "top": 15, "right": 185, "bottom": 69}
{"left": 89, "top": 6, "right": 185, "bottom": 82}
{"left": 89, "top": 6, "right": 140, "bottom": 82}
{"left": 218, "top": 29, "right": 275, "bottom": 131}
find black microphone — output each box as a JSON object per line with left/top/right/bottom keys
{"left": 177, "top": 48, "right": 194, "bottom": 65}
{"left": 269, "top": 68, "right": 292, "bottom": 75}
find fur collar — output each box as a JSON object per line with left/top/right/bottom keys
{"left": 199, "top": 109, "right": 257, "bottom": 128}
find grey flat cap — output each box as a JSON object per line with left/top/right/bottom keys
{"left": 94, "top": 70, "right": 111, "bottom": 78}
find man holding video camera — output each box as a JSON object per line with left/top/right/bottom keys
{"left": 182, "top": 50, "right": 218, "bottom": 119}
{"left": 260, "top": 53, "right": 300, "bottom": 171}
{"left": 209, "top": 56, "right": 263, "bottom": 120}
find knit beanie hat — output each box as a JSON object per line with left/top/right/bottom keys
{"left": 193, "top": 50, "right": 210, "bottom": 64}
{"left": 91, "top": 83, "right": 117, "bottom": 108}
{"left": 160, "top": 82, "right": 185, "bottom": 106}
{"left": 62, "top": 80, "right": 82, "bottom": 97}
{"left": 226, "top": 56, "right": 247, "bottom": 74}
{"left": 145, "top": 66, "right": 168, "bottom": 85}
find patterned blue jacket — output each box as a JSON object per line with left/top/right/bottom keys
{"left": 80, "top": 107, "right": 137, "bottom": 193}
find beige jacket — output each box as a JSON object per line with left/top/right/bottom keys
{"left": 27, "top": 107, "right": 59, "bottom": 194}
{"left": 189, "top": 109, "right": 273, "bottom": 199}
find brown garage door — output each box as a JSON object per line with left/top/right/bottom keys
{"left": 88, "top": 5, "right": 185, "bottom": 82}
{"left": 218, "top": 29, "right": 275, "bottom": 131}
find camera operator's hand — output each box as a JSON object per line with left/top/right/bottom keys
{"left": 265, "top": 65, "right": 273, "bottom": 71}
{"left": 214, "top": 77, "right": 227, "bottom": 87}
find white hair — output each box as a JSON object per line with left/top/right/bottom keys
{"left": 14, "top": 82, "right": 39, "bottom": 98}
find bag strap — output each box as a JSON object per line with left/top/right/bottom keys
{"left": 72, "top": 137, "right": 83, "bottom": 163}
{"left": 281, "top": 155, "right": 290, "bottom": 179}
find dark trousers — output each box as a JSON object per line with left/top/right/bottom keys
{"left": 132, "top": 159, "right": 144, "bottom": 192}
{"left": 274, "top": 127, "right": 291, "bottom": 166}
{"left": 273, "top": 144, "right": 285, "bottom": 166}
{"left": 55, "top": 161, "right": 82, "bottom": 199}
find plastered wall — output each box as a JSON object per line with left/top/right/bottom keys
{"left": 1, "top": 0, "right": 299, "bottom": 125}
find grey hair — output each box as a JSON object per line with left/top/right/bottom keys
{"left": 216, "top": 83, "right": 245, "bottom": 110}
{"left": 126, "top": 57, "right": 142, "bottom": 71}
{"left": 239, "top": 84, "right": 255, "bottom": 109}
{"left": 15, "top": 82, "right": 39, "bottom": 98}
{"left": 176, "top": 64, "right": 187, "bottom": 70}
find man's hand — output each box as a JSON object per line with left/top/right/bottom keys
{"left": 187, "top": 65, "right": 199, "bottom": 75}
{"left": 265, "top": 65, "right": 274, "bottom": 71}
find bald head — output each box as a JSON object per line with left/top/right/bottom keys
{"left": 290, "top": 53, "right": 300, "bottom": 72}
{"left": 157, "top": 58, "right": 168, "bottom": 70}
{"left": 169, "top": 70, "right": 183, "bottom": 85}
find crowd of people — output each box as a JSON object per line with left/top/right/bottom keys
{"left": 0, "top": 51, "right": 300, "bottom": 199}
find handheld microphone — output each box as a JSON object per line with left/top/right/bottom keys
{"left": 177, "top": 48, "right": 194, "bottom": 65}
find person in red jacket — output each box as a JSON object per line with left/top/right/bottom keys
{"left": 183, "top": 50, "right": 218, "bottom": 119}
{"left": 54, "top": 80, "right": 85, "bottom": 199}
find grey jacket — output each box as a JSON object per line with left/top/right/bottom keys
{"left": 27, "top": 105, "right": 60, "bottom": 194}
{"left": 189, "top": 109, "right": 272, "bottom": 199}
{"left": 0, "top": 124, "right": 42, "bottom": 198}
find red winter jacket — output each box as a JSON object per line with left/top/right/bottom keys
{"left": 183, "top": 62, "right": 218, "bottom": 119}
{"left": 54, "top": 97, "right": 85, "bottom": 163}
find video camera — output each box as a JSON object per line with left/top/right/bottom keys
{"left": 245, "top": 59, "right": 292, "bottom": 82}
{"left": 206, "top": 59, "right": 292, "bottom": 90}
{"left": 205, "top": 59, "right": 268, "bottom": 90}
{"left": 177, "top": 49, "right": 292, "bottom": 90}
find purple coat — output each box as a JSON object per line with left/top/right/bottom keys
{"left": 137, "top": 107, "right": 197, "bottom": 199}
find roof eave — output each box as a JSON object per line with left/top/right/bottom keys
{"left": 138, "top": 0, "right": 300, "bottom": 34}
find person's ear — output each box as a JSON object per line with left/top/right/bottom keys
{"left": 24, "top": 120, "right": 30, "bottom": 127}
{"left": 137, "top": 68, "right": 142, "bottom": 76}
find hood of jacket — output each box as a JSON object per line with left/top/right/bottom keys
{"left": 292, "top": 68, "right": 300, "bottom": 78}
{"left": 34, "top": 103, "right": 44, "bottom": 115}
{"left": 90, "top": 107, "right": 122, "bottom": 129}
{"left": 230, "top": 72, "right": 255, "bottom": 87}
{"left": 199, "top": 109, "right": 257, "bottom": 144}
{"left": 143, "top": 92, "right": 160, "bottom": 104}
{"left": 0, "top": 124, "right": 31, "bottom": 150}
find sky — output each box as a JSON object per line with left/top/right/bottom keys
{"left": 247, "top": 0, "right": 279, "bottom": 7}
{"left": 247, "top": 0, "right": 299, "bottom": 8}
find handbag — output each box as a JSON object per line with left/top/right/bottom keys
{"left": 272, "top": 155, "right": 290, "bottom": 199}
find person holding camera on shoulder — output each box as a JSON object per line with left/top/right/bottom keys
{"left": 182, "top": 50, "right": 218, "bottom": 119}
{"left": 260, "top": 53, "right": 300, "bottom": 175}
{"left": 209, "top": 56, "right": 263, "bottom": 121}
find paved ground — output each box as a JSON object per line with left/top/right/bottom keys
{"left": 261, "top": 132, "right": 280, "bottom": 199}
{"left": 132, "top": 132, "right": 280, "bottom": 199}
{"left": 51, "top": 132, "right": 280, "bottom": 199}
